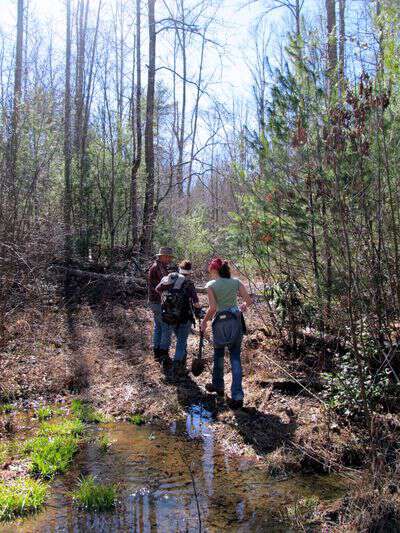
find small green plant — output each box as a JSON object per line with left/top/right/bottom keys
{"left": 71, "top": 475, "right": 117, "bottom": 511}
{"left": 0, "top": 478, "right": 47, "bottom": 521}
{"left": 39, "top": 419, "right": 84, "bottom": 438}
{"left": 0, "top": 404, "right": 13, "bottom": 414}
{"left": 127, "top": 414, "right": 144, "bottom": 426}
{"left": 23, "top": 435, "right": 78, "bottom": 478}
{"left": 36, "top": 406, "right": 53, "bottom": 421}
{"left": 71, "top": 400, "right": 105, "bottom": 424}
{"left": 98, "top": 434, "right": 112, "bottom": 453}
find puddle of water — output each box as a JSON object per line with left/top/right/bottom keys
{"left": 3, "top": 405, "right": 346, "bottom": 533}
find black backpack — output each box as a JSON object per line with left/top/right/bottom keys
{"left": 161, "top": 274, "right": 190, "bottom": 326}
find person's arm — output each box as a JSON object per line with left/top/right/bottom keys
{"left": 201, "top": 287, "right": 217, "bottom": 332}
{"left": 238, "top": 282, "right": 253, "bottom": 313}
{"left": 188, "top": 280, "right": 201, "bottom": 308}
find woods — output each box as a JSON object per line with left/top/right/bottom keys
{"left": 2, "top": 0, "right": 400, "bottom": 531}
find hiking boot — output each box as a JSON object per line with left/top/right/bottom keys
{"left": 227, "top": 398, "right": 244, "bottom": 410}
{"left": 160, "top": 350, "right": 172, "bottom": 370}
{"left": 205, "top": 383, "right": 224, "bottom": 397}
{"left": 171, "top": 360, "right": 186, "bottom": 380}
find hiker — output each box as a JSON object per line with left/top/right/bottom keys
{"left": 201, "top": 258, "right": 253, "bottom": 409}
{"left": 156, "top": 260, "right": 201, "bottom": 376}
{"left": 148, "top": 246, "right": 174, "bottom": 362}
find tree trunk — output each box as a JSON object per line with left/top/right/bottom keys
{"left": 338, "top": 0, "right": 345, "bottom": 96}
{"left": 140, "top": 0, "right": 156, "bottom": 256}
{"left": 10, "top": 0, "right": 24, "bottom": 210}
{"left": 326, "top": 0, "right": 337, "bottom": 96}
{"left": 64, "top": 0, "right": 73, "bottom": 263}
{"left": 130, "top": 0, "right": 142, "bottom": 249}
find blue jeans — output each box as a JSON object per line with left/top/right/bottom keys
{"left": 174, "top": 321, "right": 192, "bottom": 362}
{"left": 150, "top": 303, "right": 172, "bottom": 351}
{"left": 212, "top": 336, "right": 244, "bottom": 401}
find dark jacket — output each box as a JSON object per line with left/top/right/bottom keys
{"left": 148, "top": 260, "right": 168, "bottom": 304}
{"left": 156, "top": 273, "right": 199, "bottom": 323}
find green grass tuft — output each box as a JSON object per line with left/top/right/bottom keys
{"left": 127, "top": 414, "right": 144, "bottom": 426}
{"left": 0, "top": 404, "right": 13, "bottom": 414}
{"left": 71, "top": 400, "right": 105, "bottom": 424}
{"left": 98, "top": 434, "right": 112, "bottom": 453}
{"left": 23, "top": 435, "right": 79, "bottom": 479}
{"left": 0, "top": 478, "right": 47, "bottom": 521}
{"left": 36, "top": 406, "right": 53, "bottom": 422}
{"left": 39, "top": 419, "right": 84, "bottom": 438}
{"left": 71, "top": 475, "right": 117, "bottom": 511}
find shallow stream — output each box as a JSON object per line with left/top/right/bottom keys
{"left": 3, "top": 405, "right": 346, "bottom": 532}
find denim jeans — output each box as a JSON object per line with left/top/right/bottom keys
{"left": 212, "top": 338, "right": 244, "bottom": 400}
{"left": 174, "top": 321, "right": 192, "bottom": 362}
{"left": 150, "top": 303, "right": 172, "bottom": 350}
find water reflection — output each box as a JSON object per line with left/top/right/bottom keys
{"left": 8, "top": 406, "right": 346, "bottom": 533}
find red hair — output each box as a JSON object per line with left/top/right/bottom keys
{"left": 208, "top": 257, "right": 223, "bottom": 272}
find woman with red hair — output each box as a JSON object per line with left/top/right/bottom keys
{"left": 201, "top": 258, "right": 253, "bottom": 408}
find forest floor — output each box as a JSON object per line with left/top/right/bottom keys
{"left": 1, "top": 291, "right": 364, "bottom": 480}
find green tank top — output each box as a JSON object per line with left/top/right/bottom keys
{"left": 206, "top": 277, "right": 241, "bottom": 311}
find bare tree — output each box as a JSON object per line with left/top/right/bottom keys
{"left": 64, "top": 0, "right": 72, "bottom": 261}
{"left": 140, "top": 0, "right": 156, "bottom": 256}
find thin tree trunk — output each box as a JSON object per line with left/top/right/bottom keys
{"left": 326, "top": 0, "right": 337, "bottom": 96}
{"left": 130, "top": 0, "right": 142, "bottom": 249}
{"left": 64, "top": 0, "right": 73, "bottom": 262}
{"left": 140, "top": 0, "right": 156, "bottom": 256}
{"left": 10, "top": 0, "right": 24, "bottom": 221}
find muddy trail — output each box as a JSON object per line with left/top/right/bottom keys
{"left": 1, "top": 295, "right": 362, "bottom": 530}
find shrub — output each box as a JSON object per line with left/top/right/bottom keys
{"left": 0, "top": 478, "right": 47, "bottom": 521}
{"left": 71, "top": 475, "right": 117, "bottom": 511}
{"left": 323, "top": 352, "right": 398, "bottom": 418}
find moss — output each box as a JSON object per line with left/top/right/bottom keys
{"left": 0, "top": 478, "right": 47, "bottom": 521}
{"left": 71, "top": 475, "right": 117, "bottom": 511}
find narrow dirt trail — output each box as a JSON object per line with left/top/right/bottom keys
{"left": 1, "top": 297, "right": 360, "bottom": 475}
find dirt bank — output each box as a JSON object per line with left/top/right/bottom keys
{"left": 1, "top": 295, "right": 364, "bottom": 479}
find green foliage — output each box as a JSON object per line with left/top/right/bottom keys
{"left": 71, "top": 400, "right": 105, "bottom": 424}
{"left": 23, "top": 418, "right": 83, "bottom": 479}
{"left": 39, "top": 419, "right": 84, "bottom": 438}
{"left": 36, "top": 406, "right": 53, "bottom": 422}
{"left": 25, "top": 436, "right": 78, "bottom": 478}
{"left": 127, "top": 414, "right": 144, "bottom": 426}
{"left": 71, "top": 476, "right": 117, "bottom": 512}
{"left": 323, "top": 352, "right": 398, "bottom": 417}
{"left": 0, "top": 478, "right": 47, "bottom": 522}
{"left": 154, "top": 208, "right": 213, "bottom": 265}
